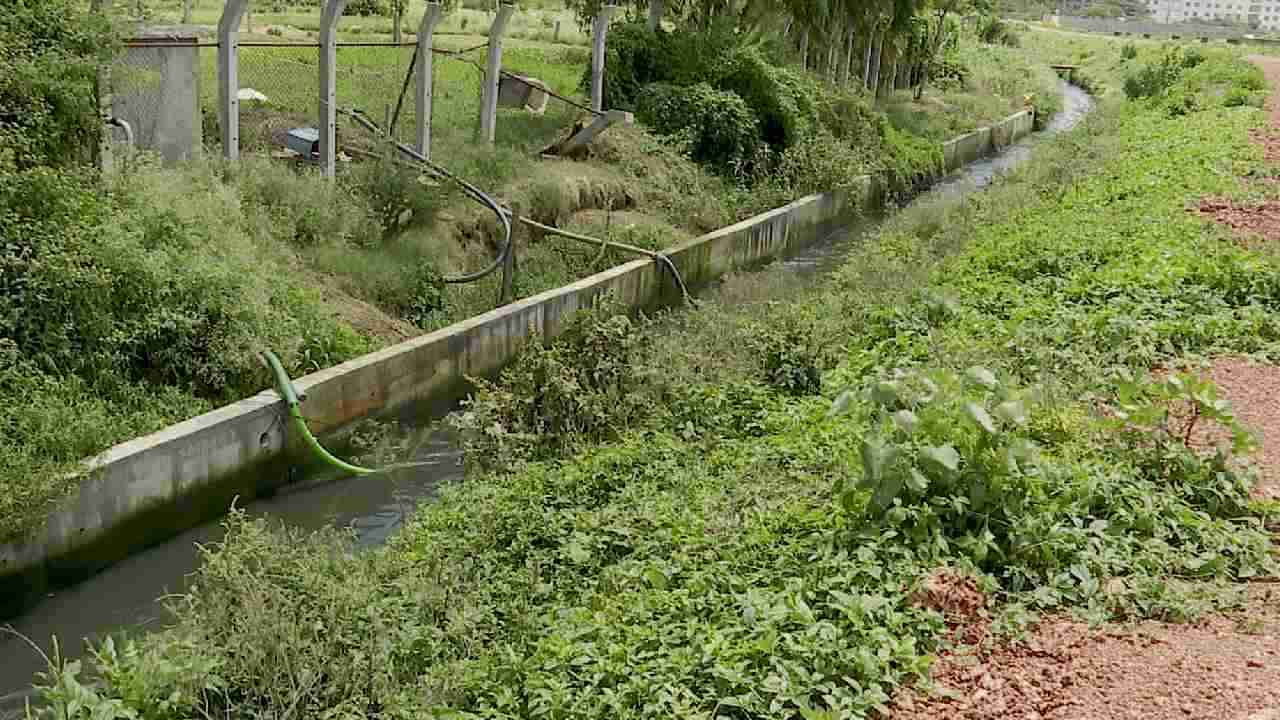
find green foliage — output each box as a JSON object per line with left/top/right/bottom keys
{"left": 976, "top": 15, "right": 1020, "bottom": 46}
{"left": 713, "top": 48, "right": 817, "bottom": 152}
{"left": 635, "top": 82, "right": 764, "bottom": 175}
{"left": 349, "top": 158, "right": 442, "bottom": 239}
{"left": 0, "top": 0, "right": 115, "bottom": 168}
{"left": 759, "top": 320, "right": 823, "bottom": 396}
{"left": 597, "top": 22, "right": 907, "bottom": 190}
{"left": 1110, "top": 372, "right": 1259, "bottom": 517}
{"left": 449, "top": 296, "right": 646, "bottom": 466}
{"left": 0, "top": 158, "right": 374, "bottom": 540}
{"left": 343, "top": 0, "right": 391, "bottom": 16}
{"left": 1123, "top": 46, "right": 1209, "bottom": 100}
{"left": 1120, "top": 42, "right": 1139, "bottom": 60}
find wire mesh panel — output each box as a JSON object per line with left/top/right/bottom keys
{"left": 235, "top": 44, "right": 321, "bottom": 154}
{"left": 170, "top": 37, "right": 596, "bottom": 165}
{"left": 333, "top": 44, "right": 419, "bottom": 152}
{"left": 492, "top": 44, "right": 594, "bottom": 153}
{"left": 112, "top": 38, "right": 203, "bottom": 162}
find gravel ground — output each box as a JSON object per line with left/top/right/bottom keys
{"left": 889, "top": 588, "right": 1280, "bottom": 720}
{"left": 887, "top": 57, "right": 1280, "bottom": 720}
{"left": 1190, "top": 357, "right": 1280, "bottom": 500}
{"left": 1197, "top": 57, "right": 1280, "bottom": 243}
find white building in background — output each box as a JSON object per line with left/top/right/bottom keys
{"left": 1145, "top": 0, "right": 1280, "bottom": 29}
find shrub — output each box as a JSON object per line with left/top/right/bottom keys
{"left": 712, "top": 47, "right": 817, "bottom": 151}
{"left": 880, "top": 124, "right": 944, "bottom": 200}
{"left": 348, "top": 158, "right": 441, "bottom": 239}
{"left": 449, "top": 296, "right": 647, "bottom": 466}
{"left": 930, "top": 54, "right": 970, "bottom": 90}
{"left": 344, "top": 0, "right": 390, "bottom": 16}
{"left": 635, "top": 82, "right": 763, "bottom": 176}
{"left": 976, "top": 15, "right": 1019, "bottom": 47}
{"left": 1120, "top": 42, "right": 1138, "bottom": 60}
{"left": 767, "top": 129, "right": 877, "bottom": 200}
{"left": 0, "top": 0, "right": 115, "bottom": 168}
{"left": 591, "top": 22, "right": 734, "bottom": 110}
{"left": 1123, "top": 48, "right": 1188, "bottom": 99}
{"left": 759, "top": 324, "right": 822, "bottom": 396}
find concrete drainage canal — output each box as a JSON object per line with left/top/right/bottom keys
{"left": 0, "top": 79, "right": 1094, "bottom": 712}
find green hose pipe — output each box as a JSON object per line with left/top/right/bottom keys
{"left": 261, "top": 350, "right": 377, "bottom": 477}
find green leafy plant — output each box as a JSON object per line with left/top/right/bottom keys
{"left": 759, "top": 321, "right": 823, "bottom": 396}
{"left": 1109, "top": 371, "right": 1258, "bottom": 517}
{"left": 834, "top": 367, "right": 1040, "bottom": 564}
{"left": 449, "top": 295, "right": 646, "bottom": 466}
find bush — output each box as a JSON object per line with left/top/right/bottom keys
{"left": 635, "top": 82, "right": 763, "bottom": 176}
{"left": 930, "top": 54, "right": 970, "bottom": 90}
{"left": 759, "top": 324, "right": 822, "bottom": 396}
{"left": 449, "top": 297, "right": 647, "bottom": 466}
{"left": 592, "top": 22, "right": 735, "bottom": 110}
{"left": 1120, "top": 42, "right": 1138, "bottom": 60}
{"left": 344, "top": 0, "right": 390, "bottom": 16}
{"left": 0, "top": 0, "right": 115, "bottom": 168}
{"left": 976, "top": 15, "right": 1019, "bottom": 47}
{"left": 712, "top": 47, "right": 817, "bottom": 151}
{"left": 1123, "top": 48, "right": 1189, "bottom": 99}
{"left": 767, "top": 130, "right": 877, "bottom": 201}
{"left": 348, "top": 158, "right": 441, "bottom": 239}
{"left": 880, "top": 124, "right": 945, "bottom": 200}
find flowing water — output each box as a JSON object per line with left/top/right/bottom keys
{"left": 0, "top": 80, "right": 1093, "bottom": 712}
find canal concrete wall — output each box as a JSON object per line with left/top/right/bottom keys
{"left": 942, "top": 109, "right": 1034, "bottom": 172}
{"left": 0, "top": 109, "right": 1035, "bottom": 619}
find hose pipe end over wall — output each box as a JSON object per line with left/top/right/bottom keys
{"left": 260, "top": 349, "right": 377, "bottom": 477}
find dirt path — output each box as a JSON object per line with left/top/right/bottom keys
{"left": 890, "top": 589, "right": 1280, "bottom": 720}
{"left": 888, "top": 56, "right": 1280, "bottom": 720}
{"left": 1248, "top": 55, "right": 1280, "bottom": 162}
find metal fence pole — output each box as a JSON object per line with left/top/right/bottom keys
{"left": 415, "top": 2, "right": 445, "bottom": 158}
{"left": 590, "top": 5, "right": 618, "bottom": 113}
{"left": 478, "top": 4, "right": 515, "bottom": 144}
{"left": 217, "top": 0, "right": 250, "bottom": 161}
{"left": 319, "top": 0, "right": 348, "bottom": 178}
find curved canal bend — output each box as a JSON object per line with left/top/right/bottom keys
{"left": 0, "top": 79, "right": 1094, "bottom": 711}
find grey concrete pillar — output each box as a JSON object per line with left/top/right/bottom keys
{"left": 217, "top": 0, "right": 250, "bottom": 161}
{"left": 647, "top": 0, "right": 663, "bottom": 30}
{"left": 319, "top": 0, "right": 347, "bottom": 178}
{"left": 415, "top": 2, "right": 445, "bottom": 158}
{"left": 478, "top": 4, "right": 515, "bottom": 144}
{"left": 590, "top": 6, "right": 618, "bottom": 113}
{"left": 93, "top": 0, "right": 114, "bottom": 174}
{"left": 113, "top": 36, "right": 203, "bottom": 164}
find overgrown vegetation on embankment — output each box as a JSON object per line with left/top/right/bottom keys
{"left": 3, "top": 0, "right": 1065, "bottom": 541}
{"left": 31, "top": 37, "right": 1280, "bottom": 720}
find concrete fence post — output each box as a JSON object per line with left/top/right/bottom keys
{"left": 647, "top": 0, "right": 663, "bottom": 30}
{"left": 93, "top": 0, "right": 114, "bottom": 174}
{"left": 216, "top": 0, "right": 250, "bottom": 161}
{"left": 590, "top": 5, "right": 618, "bottom": 113}
{"left": 478, "top": 4, "right": 515, "bottom": 144}
{"left": 415, "top": 2, "right": 445, "bottom": 158}
{"left": 319, "top": 0, "right": 347, "bottom": 178}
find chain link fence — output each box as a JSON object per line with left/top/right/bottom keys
{"left": 118, "top": 36, "right": 594, "bottom": 167}
{"left": 113, "top": 38, "right": 204, "bottom": 163}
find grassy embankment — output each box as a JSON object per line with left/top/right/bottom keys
{"left": 29, "top": 30, "right": 1280, "bottom": 720}
{"left": 2, "top": 6, "right": 1062, "bottom": 542}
